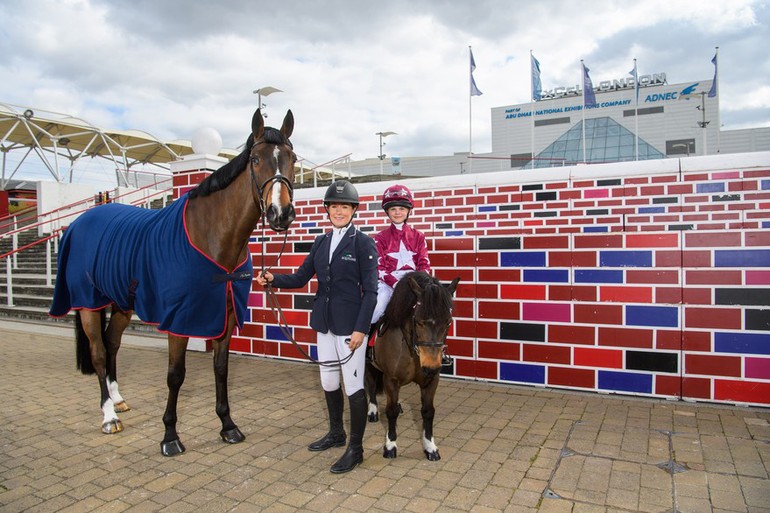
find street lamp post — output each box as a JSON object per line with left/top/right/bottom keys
{"left": 252, "top": 86, "right": 283, "bottom": 117}
{"left": 376, "top": 131, "right": 397, "bottom": 176}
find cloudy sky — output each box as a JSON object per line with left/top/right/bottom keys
{"left": 1, "top": 0, "right": 768, "bottom": 173}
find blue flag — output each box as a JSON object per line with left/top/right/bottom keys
{"left": 708, "top": 53, "right": 717, "bottom": 98}
{"left": 470, "top": 49, "right": 482, "bottom": 96}
{"left": 531, "top": 53, "right": 542, "bottom": 101}
{"left": 582, "top": 63, "right": 596, "bottom": 107}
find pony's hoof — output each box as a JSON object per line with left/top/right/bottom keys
{"left": 114, "top": 401, "right": 131, "bottom": 413}
{"left": 102, "top": 419, "right": 123, "bottom": 434}
{"left": 368, "top": 412, "right": 379, "bottom": 423}
{"left": 161, "top": 439, "right": 186, "bottom": 457}
{"left": 383, "top": 447, "right": 397, "bottom": 459}
{"left": 424, "top": 449, "right": 441, "bottom": 461}
{"left": 220, "top": 427, "right": 245, "bottom": 444}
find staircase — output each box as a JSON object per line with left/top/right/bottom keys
{"left": 0, "top": 229, "right": 161, "bottom": 336}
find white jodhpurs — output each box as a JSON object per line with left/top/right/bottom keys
{"left": 317, "top": 331, "right": 367, "bottom": 395}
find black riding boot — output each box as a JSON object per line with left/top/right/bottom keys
{"left": 308, "top": 388, "right": 346, "bottom": 451}
{"left": 330, "top": 389, "right": 367, "bottom": 473}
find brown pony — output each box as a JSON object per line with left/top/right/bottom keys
{"left": 50, "top": 109, "right": 296, "bottom": 456}
{"left": 365, "top": 271, "right": 459, "bottom": 461}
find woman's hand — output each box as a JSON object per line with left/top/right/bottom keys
{"left": 255, "top": 270, "right": 273, "bottom": 286}
{"left": 348, "top": 331, "right": 366, "bottom": 351}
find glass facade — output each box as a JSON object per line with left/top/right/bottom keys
{"left": 526, "top": 117, "right": 664, "bottom": 169}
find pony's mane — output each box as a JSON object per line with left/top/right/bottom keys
{"left": 188, "top": 127, "right": 291, "bottom": 198}
{"left": 383, "top": 271, "right": 453, "bottom": 329}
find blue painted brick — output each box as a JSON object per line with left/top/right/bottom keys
{"left": 598, "top": 370, "right": 652, "bottom": 394}
{"left": 523, "top": 269, "right": 570, "bottom": 283}
{"left": 501, "top": 252, "right": 547, "bottom": 267}
{"left": 478, "top": 205, "right": 497, "bottom": 212}
{"left": 600, "top": 251, "right": 653, "bottom": 267}
{"left": 638, "top": 207, "right": 666, "bottom": 214}
{"left": 500, "top": 362, "right": 545, "bottom": 384}
{"left": 715, "top": 249, "right": 770, "bottom": 267}
{"left": 696, "top": 182, "right": 726, "bottom": 193}
{"left": 266, "top": 325, "right": 291, "bottom": 341}
{"left": 762, "top": 179, "right": 770, "bottom": 190}
{"left": 715, "top": 332, "right": 770, "bottom": 355}
{"left": 300, "top": 221, "right": 317, "bottom": 227}
{"left": 446, "top": 231, "right": 464, "bottom": 236}
{"left": 583, "top": 226, "right": 609, "bottom": 232}
{"left": 626, "top": 305, "right": 679, "bottom": 328}
{"left": 575, "top": 269, "right": 624, "bottom": 283}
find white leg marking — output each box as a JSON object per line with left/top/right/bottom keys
{"left": 107, "top": 377, "right": 124, "bottom": 404}
{"left": 422, "top": 431, "right": 438, "bottom": 454}
{"left": 385, "top": 434, "right": 397, "bottom": 452}
{"left": 368, "top": 403, "right": 378, "bottom": 417}
{"left": 102, "top": 398, "right": 119, "bottom": 424}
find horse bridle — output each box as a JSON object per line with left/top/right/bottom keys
{"left": 407, "top": 302, "right": 451, "bottom": 355}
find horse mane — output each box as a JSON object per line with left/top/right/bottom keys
{"left": 188, "top": 127, "right": 291, "bottom": 198}
{"left": 383, "top": 271, "right": 453, "bottom": 329}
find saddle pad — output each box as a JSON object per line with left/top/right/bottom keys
{"left": 49, "top": 194, "right": 252, "bottom": 338}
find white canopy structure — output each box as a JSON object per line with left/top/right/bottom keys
{"left": 0, "top": 102, "right": 238, "bottom": 188}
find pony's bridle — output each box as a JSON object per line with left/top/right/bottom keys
{"left": 408, "top": 302, "right": 451, "bottom": 355}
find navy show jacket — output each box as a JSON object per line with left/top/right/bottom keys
{"left": 270, "top": 225, "right": 378, "bottom": 336}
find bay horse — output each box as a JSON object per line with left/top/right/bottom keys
{"left": 365, "top": 271, "right": 459, "bottom": 461}
{"left": 49, "top": 108, "right": 296, "bottom": 456}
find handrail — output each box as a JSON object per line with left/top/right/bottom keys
{"left": 1, "top": 177, "right": 174, "bottom": 307}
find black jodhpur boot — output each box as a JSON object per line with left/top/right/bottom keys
{"left": 308, "top": 388, "right": 346, "bottom": 451}
{"left": 330, "top": 389, "right": 367, "bottom": 473}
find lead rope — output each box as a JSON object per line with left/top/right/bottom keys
{"left": 253, "top": 172, "right": 355, "bottom": 367}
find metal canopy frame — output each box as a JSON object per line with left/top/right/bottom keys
{"left": 0, "top": 102, "right": 238, "bottom": 188}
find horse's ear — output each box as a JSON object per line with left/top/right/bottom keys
{"left": 281, "top": 110, "right": 294, "bottom": 139}
{"left": 445, "top": 277, "right": 460, "bottom": 296}
{"left": 252, "top": 109, "right": 265, "bottom": 140}
{"left": 408, "top": 276, "right": 423, "bottom": 296}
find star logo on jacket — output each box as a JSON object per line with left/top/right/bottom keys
{"left": 387, "top": 241, "right": 416, "bottom": 270}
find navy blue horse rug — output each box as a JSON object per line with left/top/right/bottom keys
{"left": 50, "top": 193, "right": 252, "bottom": 338}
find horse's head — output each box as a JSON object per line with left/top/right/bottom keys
{"left": 249, "top": 109, "right": 296, "bottom": 232}
{"left": 408, "top": 275, "right": 460, "bottom": 375}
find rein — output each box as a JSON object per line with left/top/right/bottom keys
{"left": 250, "top": 159, "right": 355, "bottom": 368}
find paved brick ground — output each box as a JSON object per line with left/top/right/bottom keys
{"left": 1, "top": 319, "right": 769, "bottom": 512}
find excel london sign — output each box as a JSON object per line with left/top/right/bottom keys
{"left": 539, "top": 72, "right": 666, "bottom": 100}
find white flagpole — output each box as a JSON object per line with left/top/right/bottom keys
{"left": 469, "top": 45, "right": 473, "bottom": 173}
{"left": 581, "top": 60, "right": 586, "bottom": 164}
{"left": 634, "top": 58, "right": 639, "bottom": 161}
{"left": 530, "top": 50, "right": 535, "bottom": 168}
{"left": 714, "top": 46, "right": 720, "bottom": 153}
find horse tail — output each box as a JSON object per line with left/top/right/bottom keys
{"left": 75, "top": 309, "right": 106, "bottom": 375}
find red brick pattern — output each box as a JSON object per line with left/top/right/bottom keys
{"left": 187, "top": 163, "right": 770, "bottom": 407}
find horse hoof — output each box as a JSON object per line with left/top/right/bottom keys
{"left": 161, "top": 439, "right": 186, "bottom": 457}
{"left": 383, "top": 447, "right": 397, "bottom": 459}
{"left": 101, "top": 419, "right": 123, "bottom": 434}
{"left": 114, "top": 401, "right": 131, "bottom": 413}
{"left": 368, "top": 413, "right": 379, "bottom": 423}
{"left": 424, "top": 450, "right": 441, "bottom": 461}
{"left": 220, "top": 427, "right": 245, "bottom": 444}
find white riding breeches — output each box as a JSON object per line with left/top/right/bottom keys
{"left": 370, "top": 281, "right": 394, "bottom": 324}
{"left": 317, "top": 331, "right": 367, "bottom": 395}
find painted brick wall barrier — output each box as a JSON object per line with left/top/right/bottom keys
{"left": 230, "top": 153, "right": 770, "bottom": 407}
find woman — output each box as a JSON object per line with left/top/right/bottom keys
{"left": 256, "top": 180, "right": 377, "bottom": 474}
